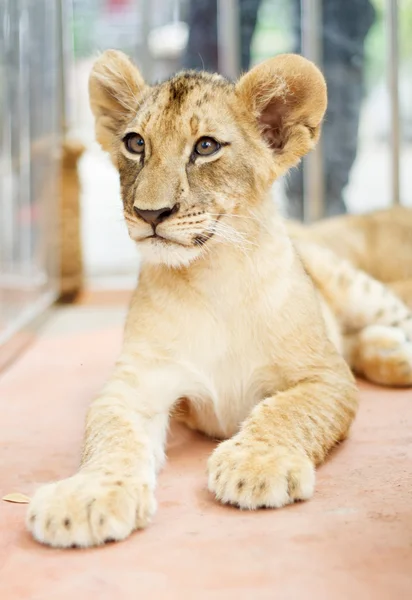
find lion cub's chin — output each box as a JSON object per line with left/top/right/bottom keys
{"left": 136, "top": 236, "right": 203, "bottom": 268}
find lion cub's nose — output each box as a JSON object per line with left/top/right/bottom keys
{"left": 133, "top": 204, "right": 179, "bottom": 226}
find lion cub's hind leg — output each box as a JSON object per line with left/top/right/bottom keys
{"left": 388, "top": 280, "right": 412, "bottom": 310}
{"left": 296, "top": 240, "right": 412, "bottom": 387}
{"left": 332, "top": 267, "right": 412, "bottom": 387}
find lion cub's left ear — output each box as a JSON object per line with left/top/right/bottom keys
{"left": 236, "top": 54, "right": 327, "bottom": 172}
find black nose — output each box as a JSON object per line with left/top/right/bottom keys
{"left": 133, "top": 205, "right": 178, "bottom": 226}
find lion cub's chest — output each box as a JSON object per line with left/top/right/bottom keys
{"left": 177, "top": 289, "right": 284, "bottom": 437}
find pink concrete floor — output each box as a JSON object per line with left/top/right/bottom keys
{"left": 0, "top": 305, "right": 411, "bottom": 599}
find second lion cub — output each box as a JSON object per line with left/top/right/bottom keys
{"left": 28, "top": 52, "right": 363, "bottom": 548}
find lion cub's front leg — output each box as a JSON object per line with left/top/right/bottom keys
{"left": 27, "top": 358, "right": 179, "bottom": 548}
{"left": 208, "top": 356, "right": 358, "bottom": 509}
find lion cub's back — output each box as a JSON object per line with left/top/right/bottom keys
{"left": 288, "top": 207, "right": 412, "bottom": 283}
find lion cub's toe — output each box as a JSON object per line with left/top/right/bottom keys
{"left": 27, "top": 472, "right": 156, "bottom": 548}
{"left": 207, "top": 436, "right": 315, "bottom": 509}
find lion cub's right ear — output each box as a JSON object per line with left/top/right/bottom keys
{"left": 89, "top": 50, "right": 148, "bottom": 153}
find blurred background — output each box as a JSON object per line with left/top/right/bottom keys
{"left": 0, "top": 0, "right": 411, "bottom": 363}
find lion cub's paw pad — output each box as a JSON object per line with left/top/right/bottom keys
{"left": 207, "top": 438, "right": 315, "bottom": 509}
{"left": 27, "top": 472, "right": 156, "bottom": 548}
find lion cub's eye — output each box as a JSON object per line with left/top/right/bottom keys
{"left": 124, "top": 133, "right": 145, "bottom": 154}
{"left": 194, "top": 137, "right": 221, "bottom": 156}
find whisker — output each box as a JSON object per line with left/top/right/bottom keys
{"left": 212, "top": 222, "right": 258, "bottom": 248}
{"left": 246, "top": 207, "right": 275, "bottom": 237}
{"left": 208, "top": 212, "right": 260, "bottom": 223}
{"left": 212, "top": 234, "right": 251, "bottom": 260}
{"left": 209, "top": 223, "right": 258, "bottom": 258}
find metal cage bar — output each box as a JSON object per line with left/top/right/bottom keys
{"left": 386, "top": 0, "right": 400, "bottom": 205}
{"left": 217, "top": 0, "right": 241, "bottom": 79}
{"left": 0, "top": 0, "right": 64, "bottom": 364}
{"left": 301, "top": 0, "right": 324, "bottom": 222}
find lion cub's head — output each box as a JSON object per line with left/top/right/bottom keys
{"left": 89, "top": 50, "right": 326, "bottom": 267}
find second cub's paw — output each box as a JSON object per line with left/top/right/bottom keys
{"left": 207, "top": 437, "right": 315, "bottom": 509}
{"left": 27, "top": 471, "right": 156, "bottom": 548}
{"left": 359, "top": 325, "right": 412, "bottom": 387}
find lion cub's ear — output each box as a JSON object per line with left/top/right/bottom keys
{"left": 89, "top": 50, "right": 148, "bottom": 152}
{"left": 236, "top": 54, "right": 327, "bottom": 172}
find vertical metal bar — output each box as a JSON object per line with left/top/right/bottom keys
{"left": 47, "top": 0, "right": 65, "bottom": 293}
{"left": 9, "top": 0, "right": 19, "bottom": 274}
{"left": 217, "top": 0, "right": 240, "bottom": 79}
{"left": 139, "top": 0, "right": 152, "bottom": 81}
{"left": 18, "top": 0, "right": 31, "bottom": 275}
{"left": 301, "top": 0, "right": 324, "bottom": 222}
{"left": 172, "top": 0, "right": 180, "bottom": 23}
{"left": 57, "top": 0, "right": 74, "bottom": 135}
{"left": 386, "top": 0, "right": 400, "bottom": 205}
{"left": 1, "top": 0, "right": 13, "bottom": 273}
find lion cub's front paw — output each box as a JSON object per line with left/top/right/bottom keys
{"left": 207, "top": 437, "right": 315, "bottom": 509}
{"left": 27, "top": 471, "right": 156, "bottom": 548}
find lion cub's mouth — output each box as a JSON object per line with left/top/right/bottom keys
{"left": 141, "top": 233, "right": 177, "bottom": 244}
{"left": 138, "top": 232, "right": 193, "bottom": 248}
{"left": 125, "top": 214, "right": 223, "bottom": 253}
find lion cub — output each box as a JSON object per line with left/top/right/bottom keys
{"left": 27, "top": 51, "right": 360, "bottom": 548}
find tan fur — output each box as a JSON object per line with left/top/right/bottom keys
{"left": 59, "top": 140, "right": 85, "bottom": 301}
{"left": 287, "top": 211, "right": 412, "bottom": 384}
{"left": 287, "top": 207, "right": 412, "bottom": 306}
{"left": 28, "top": 50, "right": 407, "bottom": 548}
